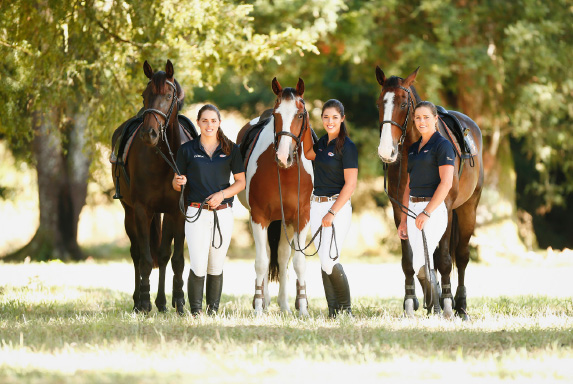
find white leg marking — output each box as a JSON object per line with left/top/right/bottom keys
{"left": 404, "top": 298, "right": 415, "bottom": 318}
{"left": 277, "top": 226, "right": 293, "bottom": 314}
{"left": 251, "top": 221, "right": 268, "bottom": 316}
{"left": 378, "top": 92, "right": 397, "bottom": 160}
{"left": 443, "top": 298, "right": 454, "bottom": 319}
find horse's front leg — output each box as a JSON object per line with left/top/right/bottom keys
{"left": 134, "top": 204, "right": 154, "bottom": 313}
{"left": 401, "top": 239, "right": 419, "bottom": 318}
{"left": 292, "top": 223, "right": 310, "bottom": 318}
{"left": 156, "top": 214, "right": 173, "bottom": 312}
{"left": 171, "top": 214, "right": 186, "bottom": 315}
{"left": 277, "top": 225, "right": 293, "bottom": 315}
{"left": 251, "top": 220, "right": 269, "bottom": 316}
{"left": 437, "top": 212, "right": 454, "bottom": 319}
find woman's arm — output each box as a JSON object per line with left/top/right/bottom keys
{"left": 206, "top": 172, "right": 246, "bottom": 208}
{"left": 414, "top": 164, "right": 453, "bottom": 230}
{"left": 302, "top": 124, "right": 316, "bottom": 161}
{"left": 321, "top": 168, "right": 357, "bottom": 227}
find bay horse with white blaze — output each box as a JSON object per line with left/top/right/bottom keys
{"left": 111, "top": 60, "right": 189, "bottom": 314}
{"left": 375, "top": 67, "right": 484, "bottom": 319}
{"left": 237, "top": 78, "right": 314, "bottom": 317}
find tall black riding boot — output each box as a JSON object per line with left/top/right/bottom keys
{"left": 188, "top": 269, "right": 205, "bottom": 316}
{"left": 206, "top": 272, "right": 223, "bottom": 315}
{"left": 329, "top": 264, "right": 352, "bottom": 316}
{"left": 322, "top": 270, "right": 339, "bottom": 318}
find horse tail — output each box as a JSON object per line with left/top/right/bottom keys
{"left": 150, "top": 213, "right": 162, "bottom": 269}
{"left": 450, "top": 210, "right": 459, "bottom": 268}
{"left": 267, "top": 220, "right": 281, "bottom": 282}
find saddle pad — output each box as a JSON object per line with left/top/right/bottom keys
{"left": 437, "top": 110, "right": 478, "bottom": 158}
{"left": 240, "top": 116, "right": 272, "bottom": 168}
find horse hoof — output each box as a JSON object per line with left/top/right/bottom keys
{"left": 442, "top": 298, "right": 454, "bottom": 319}
{"left": 157, "top": 305, "right": 167, "bottom": 313}
{"left": 298, "top": 310, "right": 310, "bottom": 319}
{"left": 404, "top": 299, "right": 415, "bottom": 318}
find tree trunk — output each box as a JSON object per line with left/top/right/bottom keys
{"left": 3, "top": 107, "right": 91, "bottom": 262}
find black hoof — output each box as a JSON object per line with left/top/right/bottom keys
{"left": 173, "top": 298, "right": 186, "bottom": 316}
{"left": 157, "top": 305, "right": 167, "bottom": 313}
{"left": 403, "top": 296, "right": 420, "bottom": 311}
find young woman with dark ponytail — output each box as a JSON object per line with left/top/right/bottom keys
{"left": 302, "top": 99, "right": 358, "bottom": 317}
{"left": 172, "top": 104, "right": 245, "bottom": 315}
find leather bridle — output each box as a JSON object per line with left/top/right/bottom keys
{"left": 379, "top": 84, "right": 413, "bottom": 148}
{"left": 142, "top": 80, "right": 178, "bottom": 143}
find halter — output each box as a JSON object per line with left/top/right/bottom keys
{"left": 142, "top": 80, "right": 178, "bottom": 143}
{"left": 272, "top": 99, "right": 307, "bottom": 154}
{"left": 379, "top": 85, "right": 412, "bottom": 148}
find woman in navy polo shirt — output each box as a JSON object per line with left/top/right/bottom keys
{"left": 303, "top": 99, "right": 358, "bottom": 317}
{"left": 172, "top": 104, "right": 245, "bottom": 315}
{"left": 397, "top": 101, "right": 455, "bottom": 302}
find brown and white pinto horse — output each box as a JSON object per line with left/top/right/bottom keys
{"left": 111, "top": 60, "right": 187, "bottom": 314}
{"left": 237, "top": 78, "right": 313, "bottom": 317}
{"left": 375, "top": 67, "right": 484, "bottom": 319}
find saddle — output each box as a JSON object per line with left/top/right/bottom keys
{"left": 436, "top": 106, "right": 478, "bottom": 160}
{"left": 110, "top": 114, "right": 199, "bottom": 166}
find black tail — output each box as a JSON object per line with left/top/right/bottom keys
{"left": 267, "top": 220, "right": 281, "bottom": 282}
{"left": 450, "top": 210, "right": 459, "bottom": 268}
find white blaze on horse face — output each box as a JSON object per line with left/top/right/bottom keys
{"left": 275, "top": 99, "right": 298, "bottom": 167}
{"left": 378, "top": 92, "right": 396, "bottom": 161}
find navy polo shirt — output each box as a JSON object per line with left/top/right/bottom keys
{"left": 407, "top": 131, "right": 455, "bottom": 197}
{"left": 312, "top": 135, "right": 358, "bottom": 196}
{"left": 175, "top": 137, "right": 245, "bottom": 205}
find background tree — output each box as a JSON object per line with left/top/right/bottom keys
{"left": 0, "top": 0, "right": 321, "bottom": 261}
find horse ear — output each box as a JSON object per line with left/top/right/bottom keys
{"left": 403, "top": 66, "right": 420, "bottom": 87}
{"left": 271, "top": 77, "right": 282, "bottom": 95}
{"left": 375, "top": 66, "right": 386, "bottom": 86}
{"left": 143, "top": 60, "right": 154, "bottom": 79}
{"left": 166, "top": 60, "right": 174, "bottom": 78}
{"left": 296, "top": 77, "right": 305, "bottom": 97}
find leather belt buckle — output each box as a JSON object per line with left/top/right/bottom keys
{"left": 409, "top": 196, "right": 432, "bottom": 203}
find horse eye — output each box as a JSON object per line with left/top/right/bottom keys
{"left": 298, "top": 114, "right": 303, "bottom": 119}
{"left": 401, "top": 103, "right": 407, "bottom": 109}
{"left": 167, "top": 94, "right": 171, "bottom": 99}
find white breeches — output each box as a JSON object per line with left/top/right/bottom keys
{"left": 407, "top": 200, "right": 448, "bottom": 274}
{"left": 310, "top": 200, "right": 352, "bottom": 274}
{"left": 185, "top": 206, "right": 234, "bottom": 277}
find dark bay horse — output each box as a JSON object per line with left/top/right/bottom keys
{"left": 375, "top": 67, "right": 484, "bottom": 319}
{"left": 111, "top": 60, "right": 188, "bottom": 314}
{"left": 237, "top": 78, "right": 314, "bottom": 317}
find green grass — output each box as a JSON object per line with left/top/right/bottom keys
{"left": 1, "top": 263, "right": 572, "bottom": 383}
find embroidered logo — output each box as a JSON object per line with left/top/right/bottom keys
{"left": 423, "top": 150, "right": 429, "bottom": 153}
{"left": 194, "top": 154, "right": 204, "bottom": 158}
{"left": 219, "top": 154, "right": 226, "bottom": 157}
{"left": 447, "top": 156, "right": 453, "bottom": 161}
{"left": 328, "top": 152, "right": 334, "bottom": 157}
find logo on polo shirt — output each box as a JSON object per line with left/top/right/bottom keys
{"left": 328, "top": 152, "right": 334, "bottom": 157}
{"left": 194, "top": 154, "right": 205, "bottom": 158}
{"left": 447, "top": 156, "right": 453, "bottom": 161}
{"left": 423, "top": 150, "right": 428, "bottom": 153}
{"left": 219, "top": 154, "right": 226, "bottom": 157}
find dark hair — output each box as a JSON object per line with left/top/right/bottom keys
{"left": 414, "top": 101, "right": 437, "bottom": 116}
{"left": 197, "top": 104, "right": 233, "bottom": 155}
{"left": 322, "top": 99, "right": 348, "bottom": 155}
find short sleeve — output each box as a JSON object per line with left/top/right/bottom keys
{"left": 437, "top": 140, "right": 456, "bottom": 167}
{"left": 230, "top": 144, "right": 245, "bottom": 174}
{"left": 175, "top": 145, "right": 188, "bottom": 175}
{"left": 342, "top": 140, "right": 358, "bottom": 169}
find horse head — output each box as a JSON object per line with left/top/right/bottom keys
{"left": 140, "top": 60, "right": 185, "bottom": 147}
{"left": 375, "top": 66, "right": 419, "bottom": 163}
{"left": 271, "top": 77, "right": 308, "bottom": 169}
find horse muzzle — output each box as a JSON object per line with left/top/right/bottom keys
{"left": 140, "top": 126, "right": 160, "bottom": 147}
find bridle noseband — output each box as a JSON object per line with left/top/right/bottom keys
{"left": 379, "top": 84, "right": 412, "bottom": 148}
{"left": 142, "top": 79, "right": 178, "bottom": 142}
{"left": 272, "top": 99, "right": 308, "bottom": 155}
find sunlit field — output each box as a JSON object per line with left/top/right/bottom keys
{"left": 1, "top": 259, "right": 572, "bottom": 383}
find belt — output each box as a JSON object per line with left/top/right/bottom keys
{"left": 410, "top": 196, "right": 432, "bottom": 203}
{"left": 189, "top": 202, "right": 232, "bottom": 211}
{"left": 311, "top": 194, "right": 339, "bottom": 203}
